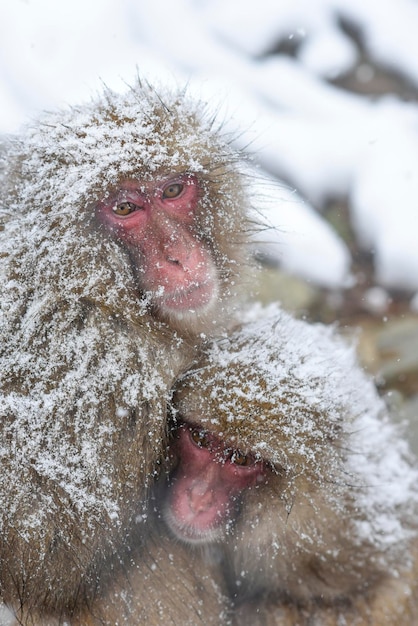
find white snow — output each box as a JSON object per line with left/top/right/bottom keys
{"left": 1, "top": 0, "right": 418, "bottom": 295}
{"left": 250, "top": 175, "right": 353, "bottom": 288}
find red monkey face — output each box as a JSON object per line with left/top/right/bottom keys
{"left": 164, "top": 423, "right": 266, "bottom": 545}
{"left": 96, "top": 174, "right": 218, "bottom": 318}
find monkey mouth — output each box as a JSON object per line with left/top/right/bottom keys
{"left": 153, "top": 277, "right": 218, "bottom": 314}
{"left": 163, "top": 505, "right": 225, "bottom": 545}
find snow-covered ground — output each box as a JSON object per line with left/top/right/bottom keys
{"left": 1, "top": 0, "right": 418, "bottom": 297}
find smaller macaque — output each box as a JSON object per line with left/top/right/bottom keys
{"left": 169, "top": 305, "right": 418, "bottom": 625}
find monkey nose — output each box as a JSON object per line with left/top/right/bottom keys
{"left": 188, "top": 482, "right": 215, "bottom": 514}
{"left": 166, "top": 255, "right": 182, "bottom": 267}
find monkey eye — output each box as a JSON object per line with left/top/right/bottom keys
{"left": 230, "top": 450, "right": 254, "bottom": 467}
{"left": 112, "top": 201, "right": 139, "bottom": 216}
{"left": 162, "top": 183, "right": 184, "bottom": 199}
{"left": 189, "top": 427, "right": 211, "bottom": 448}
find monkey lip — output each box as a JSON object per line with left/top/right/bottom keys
{"left": 163, "top": 505, "right": 225, "bottom": 545}
{"left": 167, "top": 518, "right": 225, "bottom": 545}
{"left": 154, "top": 277, "right": 218, "bottom": 313}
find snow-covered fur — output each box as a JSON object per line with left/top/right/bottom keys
{"left": 0, "top": 81, "right": 250, "bottom": 618}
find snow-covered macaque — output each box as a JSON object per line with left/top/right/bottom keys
{"left": 0, "top": 81, "right": 253, "bottom": 623}
{"left": 172, "top": 305, "right": 418, "bottom": 625}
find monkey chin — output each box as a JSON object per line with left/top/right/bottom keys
{"left": 154, "top": 277, "right": 220, "bottom": 333}
{"left": 163, "top": 505, "right": 225, "bottom": 546}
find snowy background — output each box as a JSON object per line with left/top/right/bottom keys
{"left": 1, "top": 0, "right": 418, "bottom": 303}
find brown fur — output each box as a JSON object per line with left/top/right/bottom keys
{"left": 72, "top": 519, "right": 231, "bottom": 626}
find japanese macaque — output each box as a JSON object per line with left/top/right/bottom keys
{"left": 170, "top": 305, "right": 418, "bottom": 625}
{"left": 0, "top": 80, "right": 253, "bottom": 623}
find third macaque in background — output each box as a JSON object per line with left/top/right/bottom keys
{"left": 169, "top": 305, "right": 418, "bottom": 625}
